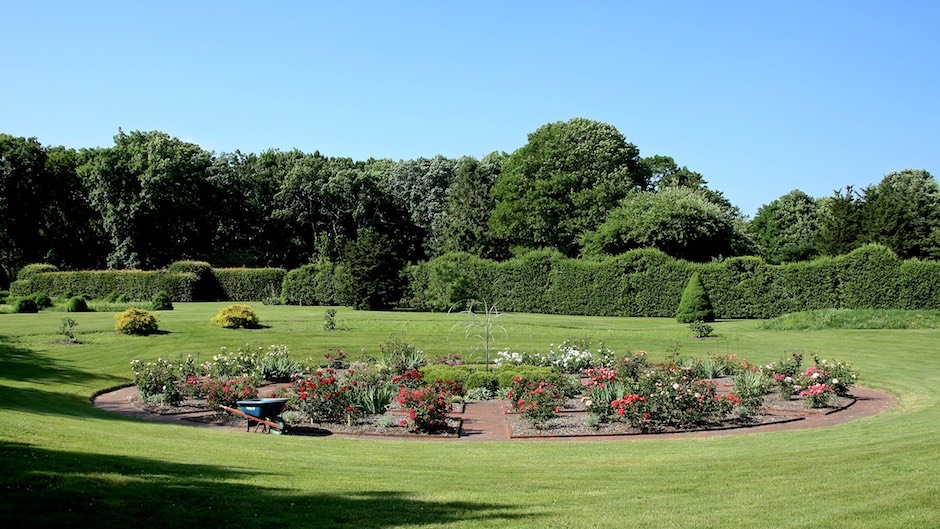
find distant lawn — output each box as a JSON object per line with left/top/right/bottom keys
{"left": 1, "top": 303, "right": 938, "bottom": 528}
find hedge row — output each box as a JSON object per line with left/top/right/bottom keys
{"left": 10, "top": 270, "right": 199, "bottom": 302}
{"left": 405, "top": 245, "right": 940, "bottom": 318}
{"left": 11, "top": 263, "right": 286, "bottom": 302}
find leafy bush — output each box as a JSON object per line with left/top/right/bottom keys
{"left": 211, "top": 304, "right": 259, "bottom": 329}
{"left": 0, "top": 290, "right": 8, "bottom": 304}
{"left": 115, "top": 308, "right": 159, "bottom": 335}
{"left": 689, "top": 320, "right": 714, "bottom": 338}
{"left": 676, "top": 272, "right": 714, "bottom": 323}
{"left": 419, "top": 365, "right": 472, "bottom": 387}
{"left": 282, "top": 260, "right": 342, "bottom": 305}
{"left": 732, "top": 369, "right": 772, "bottom": 411}
{"left": 131, "top": 357, "right": 181, "bottom": 405}
{"left": 341, "top": 229, "right": 405, "bottom": 310}
{"left": 293, "top": 368, "right": 357, "bottom": 423}
{"left": 150, "top": 291, "right": 174, "bottom": 311}
{"left": 379, "top": 339, "right": 426, "bottom": 375}
{"left": 58, "top": 317, "right": 78, "bottom": 342}
{"left": 323, "top": 309, "right": 337, "bottom": 331}
{"left": 464, "top": 371, "right": 499, "bottom": 392}
{"left": 13, "top": 297, "right": 38, "bottom": 313}
{"left": 31, "top": 292, "right": 53, "bottom": 309}
{"left": 66, "top": 296, "right": 89, "bottom": 312}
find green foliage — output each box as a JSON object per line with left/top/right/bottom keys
{"left": 66, "top": 296, "right": 89, "bottom": 313}
{"left": 494, "top": 365, "right": 562, "bottom": 390}
{"left": 10, "top": 269, "right": 198, "bottom": 302}
{"left": 689, "top": 320, "right": 714, "bottom": 338}
{"left": 817, "top": 186, "right": 863, "bottom": 256}
{"left": 17, "top": 263, "right": 59, "bottom": 281}
{"left": 676, "top": 273, "right": 715, "bottom": 323}
{"left": 150, "top": 291, "right": 174, "bottom": 311}
{"left": 31, "top": 292, "right": 53, "bottom": 309}
{"left": 323, "top": 309, "right": 337, "bottom": 331}
{"left": 419, "top": 365, "right": 473, "bottom": 385}
{"left": 379, "top": 339, "right": 427, "bottom": 375}
{"left": 13, "top": 297, "right": 39, "bottom": 313}
{"left": 760, "top": 309, "right": 940, "bottom": 330}
{"left": 861, "top": 169, "right": 940, "bottom": 259}
{"left": 464, "top": 370, "right": 499, "bottom": 392}
{"left": 114, "top": 308, "right": 159, "bottom": 335}
{"left": 489, "top": 118, "right": 643, "bottom": 256}
{"left": 281, "top": 260, "right": 341, "bottom": 305}
{"left": 58, "top": 317, "right": 78, "bottom": 342}
{"left": 0, "top": 290, "right": 8, "bottom": 304}
{"left": 210, "top": 304, "right": 259, "bottom": 329}
{"left": 432, "top": 153, "right": 504, "bottom": 257}
{"left": 167, "top": 261, "right": 220, "bottom": 300}
{"left": 581, "top": 187, "right": 742, "bottom": 262}
{"left": 341, "top": 229, "right": 404, "bottom": 310}
{"left": 749, "top": 189, "right": 820, "bottom": 263}
{"left": 211, "top": 267, "right": 286, "bottom": 302}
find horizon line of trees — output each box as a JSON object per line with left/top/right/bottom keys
{"left": 2, "top": 119, "right": 938, "bottom": 292}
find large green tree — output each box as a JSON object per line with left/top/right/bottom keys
{"left": 581, "top": 187, "right": 746, "bottom": 262}
{"left": 749, "top": 189, "right": 820, "bottom": 263}
{"left": 489, "top": 118, "right": 644, "bottom": 256}
{"left": 79, "top": 130, "right": 214, "bottom": 269}
{"left": 432, "top": 152, "right": 505, "bottom": 257}
{"left": 861, "top": 169, "right": 940, "bottom": 259}
{"left": 0, "top": 134, "right": 47, "bottom": 284}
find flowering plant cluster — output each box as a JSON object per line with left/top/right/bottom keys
{"left": 508, "top": 377, "right": 565, "bottom": 427}
{"left": 396, "top": 380, "right": 457, "bottom": 431}
{"left": 391, "top": 369, "right": 426, "bottom": 390}
{"left": 131, "top": 357, "right": 183, "bottom": 405}
{"left": 292, "top": 368, "right": 357, "bottom": 423}
{"left": 628, "top": 367, "right": 737, "bottom": 430}
{"left": 494, "top": 340, "right": 612, "bottom": 373}
{"left": 767, "top": 354, "right": 857, "bottom": 406}
{"left": 200, "top": 376, "right": 258, "bottom": 408}
{"left": 799, "top": 383, "right": 835, "bottom": 408}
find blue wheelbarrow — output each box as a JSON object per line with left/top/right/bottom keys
{"left": 220, "top": 398, "right": 289, "bottom": 434}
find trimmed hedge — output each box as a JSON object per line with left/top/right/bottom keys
{"left": 17, "top": 263, "right": 59, "bottom": 281}
{"left": 212, "top": 268, "right": 286, "bottom": 302}
{"left": 11, "top": 270, "right": 199, "bottom": 301}
{"left": 406, "top": 245, "right": 940, "bottom": 319}
{"left": 282, "top": 261, "right": 341, "bottom": 306}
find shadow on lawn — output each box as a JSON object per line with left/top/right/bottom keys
{"left": 0, "top": 335, "right": 125, "bottom": 420}
{"left": 0, "top": 441, "right": 529, "bottom": 529}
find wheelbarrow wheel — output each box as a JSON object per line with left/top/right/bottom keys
{"left": 271, "top": 419, "right": 287, "bottom": 435}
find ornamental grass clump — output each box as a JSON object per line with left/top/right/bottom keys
{"left": 115, "top": 308, "right": 159, "bottom": 335}
{"left": 211, "top": 304, "right": 259, "bottom": 329}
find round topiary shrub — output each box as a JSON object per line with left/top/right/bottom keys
{"left": 66, "top": 296, "right": 89, "bottom": 313}
{"left": 211, "top": 304, "right": 259, "bottom": 329}
{"left": 13, "top": 297, "right": 39, "bottom": 314}
{"left": 115, "top": 308, "right": 159, "bottom": 335}
{"left": 32, "top": 292, "right": 53, "bottom": 310}
{"left": 150, "top": 291, "right": 174, "bottom": 311}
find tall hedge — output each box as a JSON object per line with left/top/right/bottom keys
{"left": 212, "top": 268, "right": 286, "bottom": 301}
{"left": 282, "top": 261, "right": 343, "bottom": 305}
{"left": 10, "top": 270, "right": 198, "bottom": 301}
{"left": 405, "top": 245, "right": 940, "bottom": 318}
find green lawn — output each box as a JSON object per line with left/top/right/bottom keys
{"left": 1, "top": 303, "right": 937, "bottom": 528}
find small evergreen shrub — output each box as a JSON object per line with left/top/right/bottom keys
{"left": 0, "top": 290, "right": 9, "bottom": 304}
{"left": 689, "top": 320, "right": 714, "bottom": 338}
{"left": 66, "top": 296, "right": 89, "bottom": 313}
{"left": 211, "top": 304, "right": 260, "bottom": 329}
{"left": 464, "top": 371, "right": 499, "bottom": 392}
{"left": 115, "top": 308, "right": 159, "bottom": 335}
{"left": 676, "top": 272, "right": 715, "bottom": 323}
{"left": 13, "top": 297, "right": 39, "bottom": 313}
{"left": 150, "top": 291, "right": 174, "bottom": 311}
{"left": 32, "top": 292, "right": 53, "bottom": 309}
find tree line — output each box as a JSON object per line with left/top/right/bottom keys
{"left": 2, "top": 118, "right": 938, "bottom": 290}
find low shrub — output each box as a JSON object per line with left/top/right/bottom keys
{"left": 257, "top": 345, "right": 300, "bottom": 382}
{"left": 292, "top": 368, "right": 357, "bottom": 423}
{"left": 200, "top": 376, "right": 258, "bottom": 408}
{"left": 13, "top": 297, "right": 39, "bottom": 314}
{"left": 464, "top": 371, "right": 499, "bottom": 392}
{"left": 66, "top": 296, "right": 89, "bottom": 312}
{"left": 0, "top": 290, "right": 8, "bottom": 304}
{"left": 397, "top": 380, "right": 456, "bottom": 431}
{"left": 32, "top": 292, "right": 53, "bottom": 309}
{"left": 150, "top": 291, "right": 174, "bottom": 311}
{"left": 211, "top": 304, "right": 259, "bottom": 329}
{"left": 115, "top": 308, "right": 159, "bottom": 335}
{"left": 131, "top": 357, "right": 181, "bottom": 405}
{"left": 507, "top": 377, "right": 565, "bottom": 427}
{"left": 420, "top": 365, "right": 473, "bottom": 387}
{"left": 379, "top": 339, "right": 426, "bottom": 375}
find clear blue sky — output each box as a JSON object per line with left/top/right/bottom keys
{"left": 3, "top": 1, "right": 938, "bottom": 216}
